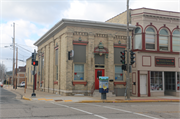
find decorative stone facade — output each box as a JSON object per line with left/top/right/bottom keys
{"left": 31, "top": 19, "right": 135, "bottom": 96}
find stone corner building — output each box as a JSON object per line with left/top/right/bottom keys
{"left": 32, "top": 19, "right": 135, "bottom": 96}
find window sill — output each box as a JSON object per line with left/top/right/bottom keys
{"left": 54, "top": 81, "right": 58, "bottom": 85}
{"left": 114, "top": 82, "right": 126, "bottom": 86}
{"left": 72, "top": 81, "right": 87, "bottom": 86}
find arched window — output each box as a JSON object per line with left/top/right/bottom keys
{"left": 159, "top": 29, "right": 169, "bottom": 51}
{"left": 134, "top": 27, "right": 142, "bottom": 49}
{"left": 172, "top": 30, "right": 180, "bottom": 52}
{"left": 145, "top": 27, "right": 155, "bottom": 49}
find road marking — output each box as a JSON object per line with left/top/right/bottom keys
{"left": 83, "top": 103, "right": 159, "bottom": 119}
{"left": 51, "top": 102, "right": 108, "bottom": 119}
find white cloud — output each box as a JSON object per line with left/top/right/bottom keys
{"left": 1, "top": 0, "right": 71, "bottom": 25}
{"left": 62, "top": 0, "right": 126, "bottom": 21}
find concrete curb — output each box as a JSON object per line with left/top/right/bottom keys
{"left": 22, "top": 96, "right": 32, "bottom": 101}
{"left": 79, "top": 100, "right": 180, "bottom": 103}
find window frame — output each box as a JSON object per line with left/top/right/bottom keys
{"left": 159, "top": 29, "right": 169, "bottom": 51}
{"left": 150, "top": 71, "right": 163, "bottom": 92}
{"left": 172, "top": 30, "right": 180, "bottom": 52}
{"left": 73, "top": 64, "right": 85, "bottom": 81}
{"left": 134, "top": 27, "right": 142, "bottom": 50}
{"left": 114, "top": 65, "right": 124, "bottom": 81}
{"left": 145, "top": 27, "right": 156, "bottom": 50}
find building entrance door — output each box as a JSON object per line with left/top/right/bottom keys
{"left": 140, "top": 75, "right": 147, "bottom": 95}
{"left": 95, "top": 69, "right": 104, "bottom": 89}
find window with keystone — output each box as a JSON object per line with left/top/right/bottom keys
{"left": 145, "top": 27, "right": 155, "bottom": 49}
{"left": 134, "top": 27, "right": 142, "bottom": 49}
{"left": 172, "top": 30, "right": 180, "bottom": 52}
{"left": 159, "top": 29, "right": 169, "bottom": 51}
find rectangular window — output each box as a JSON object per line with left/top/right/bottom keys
{"left": 151, "top": 71, "right": 163, "bottom": 91}
{"left": 73, "top": 45, "right": 86, "bottom": 63}
{"left": 134, "top": 34, "right": 142, "bottom": 49}
{"left": 114, "top": 48, "right": 124, "bottom": 64}
{"left": 115, "top": 66, "right": 123, "bottom": 81}
{"left": 173, "top": 37, "right": 180, "bottom": 52}
{"left": 145, "top": 34, "right": 155, "bottom": 49}
{"left": 95, "top": 54, "right": 104, "bottom": 64}
{"left": 177, "top": 72, "right": 180, "bottom": 91}
{"left": 74, "top": 64, "right": 84, "bottom": 80}
{"left": 159, "top": 36, "right": 168, "bottom": 51}
{"left": 55, "top": 49, "right": 58, "bottom": 81}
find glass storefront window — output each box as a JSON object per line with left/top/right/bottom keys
{"left": 165, "top": 72, "right": 175, "bottom": 91}
{"left": 151, "top": 71, "right": 163, "bottom": 91}
{"left": 177, "top": 72, "right": 180, "bottom": 91}
{"left": 115, "top": 66, "right": 123, "bottom": 81}
{"left": 74, "top": 64, "right": 84, "bottom": 80}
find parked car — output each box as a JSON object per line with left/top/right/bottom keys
{"left": 0, "top": 82, "right": 3, "bottom": 88}
{"left": 20, "top": 81, "right": 25, "bottom": 87}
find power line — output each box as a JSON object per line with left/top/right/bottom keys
{"left": 16, "top": 43, "right": 36, "bottom": 48}
{"left": 15, "top": 44, "right": 33, "bottom": 53}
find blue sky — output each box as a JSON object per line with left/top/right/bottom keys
{"left": 0, "top": 0, "right": 180, "bottom": 71}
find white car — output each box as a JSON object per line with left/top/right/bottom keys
{"left": 20, "top": 81, "right": 25, "bottom": 87}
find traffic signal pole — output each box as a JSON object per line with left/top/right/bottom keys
{"left": 31, "top": 49, "right": 36, "bottom": 97}
{"left": 126, "top": 0, "right": 131, "bottom": 100}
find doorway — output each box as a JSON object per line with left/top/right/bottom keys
{"left": 140, "top": 75, "right": 147, "bottom": 95}
{"left": 95, "top": 69, "right": 104, "bottom": 89}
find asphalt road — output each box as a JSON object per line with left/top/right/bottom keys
{"left": 0, "top": 88, "right": 180, "bottom": 119}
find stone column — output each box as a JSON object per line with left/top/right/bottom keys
{"left": 66, "top": 32, "right": 73, "bottom": 95}
{"left": 87, "top": 33, "right": 95, "bottom": 93}
{"left": 52, "top": 40, "right": 55, "bottom": 93}
{"left": 107, "top": 34, "right": 114, "bottom": 92}
{"left": 43, "top": 46, "right": 46, "bottom": 92}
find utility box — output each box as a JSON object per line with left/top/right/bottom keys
{"left": 99, "top": 76, "right": 109, "bottom": 93}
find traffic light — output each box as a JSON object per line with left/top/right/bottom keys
{"left": 32, "top": 61, "right": 38, "bottom": 66}
{"left": 122, "top": 64, "right": 126, "bottom": 71}
{"left": 31, "top": 53, "right": 34, "bottom": 65}
{"left": 120, "top": 51, "right": 125, "bottom": 65}
{"left": 130, "top": 50, "right": 135, "bottom": 65}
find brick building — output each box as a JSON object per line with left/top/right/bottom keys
{"left": 31, "top": 19, "right": 135, "bottom": 96}
{"left": 107, "top": 8, "right": 180, "bottom": 96}
{"left": 17, "top": 66, "right": 26, "bottom": 86}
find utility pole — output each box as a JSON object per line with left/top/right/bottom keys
{"left": 126, "top": 0, "right": 131, "bottom": 100}
{"left": 15, "top": 47, "right": 18, "bottom": 89}
{"left": 12, "top": 22, "right": 15, "bottom": 89}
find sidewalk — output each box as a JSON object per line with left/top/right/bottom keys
{"left": 3, "top": 85, "right": 180, "bottom": 103}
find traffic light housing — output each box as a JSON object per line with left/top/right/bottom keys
{"left": 32, "top": 61, "right": 38, "bottom": 66}
{"left": 120, "top": 51, "right": 125, "bottom": 65}
{"left": 32, "top": 53, "right": 34, "bottom": 65}
{"left": 130, "top": 50, "right": 135, "bottom": 65}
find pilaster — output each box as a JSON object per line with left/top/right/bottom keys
{"left": 66, "top": 32, "right": 74, "bottom": 94}
{"left": 107, "top": 34, "right": 114, "bottom": 92}
{"left": 87, "top": 32, "right": 95, "bottom": 91}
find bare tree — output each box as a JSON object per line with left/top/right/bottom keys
{"left": 0, "top": 63, "right": 7, "bottom": 82}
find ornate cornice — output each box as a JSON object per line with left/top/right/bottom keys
{"left": 114, "top": 35, "right": 127, "bottom": 40}
{"left": 73, "top": 31, "right": 88, "bottom": 36}
{"left": 95, "top": 33, "right": 108, "bottom": 38}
